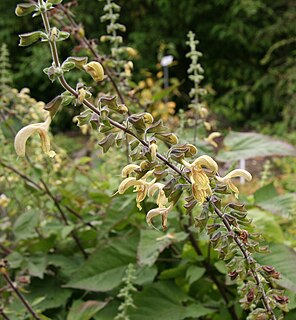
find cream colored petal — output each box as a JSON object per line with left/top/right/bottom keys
{"left": 38, "top": 127, "right": 51, "bottom": 154}
{"left": 147, "top": 183, "right": 165, "bottom": 197}
{"left": 156, "top": 189, "right": 168, "bottom": 208}
{"left": 191, "top": 155, "right": 218, "bottom": 173}
{"left": 146, "top": 204, "right": 172, "bottom": 231}
{"left": 205, "top": 132, "right": 221, "bottom": 148}
{"left": 228, "top": 181, "right": 239, "bottom": 197}
{"left": 118, "top": 177, "right": 143, "bottom": 194}
{"left": 217, "top": 169, "right": 252, "bottom": 182}
{"left": 121, "top": 164, "right": 140, "bottom": 178}
{"left": 192, "top": 183, "right": 206, "bottom": 204}
{"left": 191, "top": 167, "right": 210, "bottom": 189}
{"left": 14, "top": 123, "right": 40, "bottom": 156}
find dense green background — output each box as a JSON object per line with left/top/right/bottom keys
{"left": 0, "top": 0, "right": 295, "bottom": 131}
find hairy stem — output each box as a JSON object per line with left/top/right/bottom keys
{"left": 212, "top": 203, "right": 276, "bottom": 320}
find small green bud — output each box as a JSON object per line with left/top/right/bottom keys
{"left": 15, "top": 3, "right": 37, "bottom": 16}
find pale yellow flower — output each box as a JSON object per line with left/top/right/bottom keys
{"left": 216, "top": 169, "right": 252, "bottom": 198}
{"left": 83, "top": 61, "right": 104, "bottom": 82}
{"left": 205, "top": 132, "right": 221, "bottom": 148}
{"left": 14, "top": 116, "right": 56, "bottom": 158}
{"left": 121, "top": 164, "right": 141, "bottom": 178}
{"left": 0, "top": 194, "right": 10, "bottom": 208}
{"left": 182, "top": 155, "right": 218, "bottom": 204}
{"left": 146, "top": 204, "right": 173, "bottom": 231}
{"left": 118, "top": 176, "right": 156, "bottom": 210}
{"left": 148, "top": 183, "right": 168, "bottom": 208}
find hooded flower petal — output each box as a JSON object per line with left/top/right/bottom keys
{"left": 191, "top": 155, "right": 218, "bottom": 173}
{"left": 14, "top": 116, "right": 55, "bottom": 157}
{"left": 146, "top": 204, "right": 173, "bottom": 231}
{"left": 205, "top": 132, "right": 221, "bottom": 148}
{"left": 121, "top": 164, "right": 141, "bottom": 177}
{"left": 216, "top": 169, "right": 252, "bottom": 198}
{"left": 118, "top": 177, "right": 143, "bottom": 194}
{"left": 217, "top": 169, "right": 252, "bottom": 182}
{"left": 148, "top": 183, "right": 168, "bottom": 208}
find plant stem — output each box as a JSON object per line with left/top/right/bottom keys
{"left": 0, "top": 160, "right": 96, "bottom": 231}
{"left": 212, "top": 203, "right": 277, "bottom": 320}
{"left": 39, "top": 6, "right": 277, "bottom": 319}
{"left": 1, "top": 270, "right": 41, "bottom": 320}
{"left": 40, "top": 179, "right": 88, "bottom": 259}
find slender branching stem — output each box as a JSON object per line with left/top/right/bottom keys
{"left": 212, "top": 203, "right": 277, "bottom": 320}
{"left": 0, "top": 160, "right": 96, "bottom": 231}
{"left": 1, "top": 269, "right": 41, "bottom": 320}
{"left": 40, "top": 179, "right": 88, "bottom": 259}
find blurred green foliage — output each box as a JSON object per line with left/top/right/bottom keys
{"left": 0, "top": 0, "right": 295, "bottom": 132}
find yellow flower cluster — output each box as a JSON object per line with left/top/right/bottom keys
{"left": 118, "top": 154, "right": 252, "bottom": 230}
{"left": 118, "top": 164, "right": 172, "bottom": 231}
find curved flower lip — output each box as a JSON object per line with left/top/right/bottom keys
{"left": 147, "top": 183, "right": 168, "bottom": 208}
{"left": 216, "top": 169, "right": 252, "bottom": 183}
{"left": 183, "top": 155, "right": 218, "bottom": 173}
{"left": 14, "top": 116, "right": 55, "bottom": 157}
{"left": 216, "top": 169, "right": 252, "bottom": 198}
{"left": 118, "top": 177, "right": 143, "bottom": 194}
{"left": 146, "top": 204, "right": 173, "bottom": 231}
{"left": 205, "top": 132, "right": 221, "bottom": 148}
{"left": 121, "top": 164, "right": 141, "bottom": 178}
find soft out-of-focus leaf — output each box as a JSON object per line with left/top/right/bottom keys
{"left": 134, "top": 265, "right": 157, "bottom": 285}
{"left": 67, "top": 300, "right": 107, "bottom": 320}
{"left": 13, "top": 210, "right": 39, "bottom": 240}
{"left": 25, "top": 276, "right": 72, "bottom": 310}
{"left": 64, "top": 234, "right": 138, "bottom": 292}
{"left": 137, "top": 230, "right": 187, "bottom": 267}
{"left": 217, "top": 131, "right": 296, "bottom": 162}
{"left": 257, "top": 244, "right": 296, "bottom": 293}
{"left": 247, "top": 208, "right": 284, "bottom": 243}
{"left": 186, "top": 265, "right": 206, "bottom": 285}
{"left": 254, "top": 183, "right": 278, "bottom": 203}
{"left": 129, "top": 281, "right": 213, "bottom": 320}
{"left": 256, "top": 193, "right": 296, "bottom": 217}
{"left": 28, "top": 255, "right": 47, "bottom": 279}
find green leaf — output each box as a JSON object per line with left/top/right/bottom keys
{"left": 28, "top": 255, "right": 47, "bottom": 279}
{"left": 64, "top": 234, "right": 138, "bottom": 292}
{"left": 19, "top": 31, "right": 47, "bottom": 47}
{"left": 257, "top": 244, "right": 296, "bottom": 293}
{"left": 186, "top": 265, "right": 206, "bottom": 285}
{"left": 217, "top": 131, "right": 296, "bottom": 162}
{"left": 67, "top": 300, "right": 108, "bottom": 320}
{"left": 13, "top": 210, "right": 39, "bottom": 241}
{"left": 152, "top": 82, "right": 180, "bottom": 102}
{"left": 129, "top": 281, "right": 213, "bottom": 320}
{"left": 15, "top": 3, "right": 37, "bottom": 16}
{"left": 98, "top": 133, "right": 115, "bottom": 153}
{"left": 256, "top": 193, "right": 296, "bottom": 218}
{"left": 25, "top": 276, "right": 72, "bottom": 310}
{"left": 62, "top": 56, "right": 88, "bottom": 70}
{"left": 247, "top": 208, "right": 285, "bottom": 243}
{"left": 254, "top": 183, "right": 278, "bottom": 203}
{"left": 137, "top": 230, "right": 187, "bottom": 267}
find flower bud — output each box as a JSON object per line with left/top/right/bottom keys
{"left": 83, "top": 61, "right": 105, "bottom": 82}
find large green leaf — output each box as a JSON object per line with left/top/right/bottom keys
{"left": 256, "top": 194, "right": 296, "bottom": 217}
{"left": 129, "top": 281, "right": 213, "bottom": 320}
{"left": 247, "top": 208, "right": 285, "bottom": 243}
{"left": 13, "top": 209, "right": 39, "bottom": 240}
{"left": 137, "top": 230, "right": 187, "bottom": 266}
{"left": 64, "top": 233, "right": 138, "bottom": 292}
{"left": 25, "top": 276, "right": 72, "bottom": 310}
{"left": 67, "top": 300, "right": 107, "bottom": 320}
{"left": 217, "top": 131, "right": 296, "bottom": 162}
{"left": 257, "top": 244, "right": 296, "bottom": 294}
{"left": 254, "top": 183, "right": 296, "bottom": 217}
